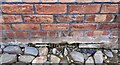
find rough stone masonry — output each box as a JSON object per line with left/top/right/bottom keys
{"left": 0, "top": 0, "right": 120, "bottom": 65}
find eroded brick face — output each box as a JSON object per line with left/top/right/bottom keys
{"left": 35, "top": 4, "right": 66, "bottom": 14}
{"left": 2, "top": 4, "right": 34, "bottom": 14}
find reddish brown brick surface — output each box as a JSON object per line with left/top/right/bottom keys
{"left": 86, "top": 31, "right": 109, "bottom": 36}
{"left": 24, "top": 15, "right": 53, "bottom": 23}
{"left": 68, "top": 4, "right": 101, "bottom": 14}
{"left": 98, "top": 24, "right": 119, "bottom": 30}
{"left": 23, "top": 0, "right": 39, "bottom": 2}
{"left": 41, "top": 0, "right": 57, "bottom": 2}
{"left": 101, "top": 4, "right": 119, "bottom": 13}
{"left": 2, "top": 24, "right": 12, "bottom": 31}
{"left": 12, "top": 24, "right": 40, "bottom": 31}
{"left": 2, "top": 4, "right": 34, "bottom": 14}
{"left": 35, "top": 4, "right": 66, "bottom": 14}
{"left": 56, "top": 15, "right": 84, "bottom": 23}
{"left": 59, "top": 0, "right": 75, "bottom": 2}
{"left": 70, "top": 24, "right": 97, "bottom": 30}
{"left": 86, "top": 14, "right": 114, "bottom": 22}
{"left": 3, "top": 15, "right": 22, "bottom": 23}
{"left": 42, "top": 24, "right": 69, "bottom": 31}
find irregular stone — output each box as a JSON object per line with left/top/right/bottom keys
{"left": 70, "top": 51, "right": 84, "bottom": 62}
{"left": 112, "top": 50, "right": 118, "bottom": 53}
{"left": 64, "top": 48, "right": 68, "bottom": 56}
{"left": 0, "top": 48, "right": 2, "bottom": 54}
{"left": 4, "top": 46, "right": 22, "bottom": 54}
{"left": 94, "top": 51, "right": 103, "bottom": 63}
{"left": 39, "top": 47, "right": 48, "bottom": 56}
{"left": 104, "top": 50, "right": 113, "bottom": 57}
{"left": 0, "top": 44, "right": 5, "bottom": 49}
{"left": 19, "top": 55, "right": 35, "bottom": 63}
{"left": 24, "top": 47, "right": 38, "bottom": 56}
{"left": 50, "top": 55, "right": 61, "bottom": 63}
{"left": 86, "top": 57, "right": 94, "bottom": 63}
{"left": 0, "top": 53, "right": 17, "bottom": 64}
{"left": 52, "top": 48, "right": 57, "bottom": 54}
{"left": 32, "top": 56, "right": 47, "bottom": 64}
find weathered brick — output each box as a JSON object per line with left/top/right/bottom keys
{"left": 6, "top": 32, "right": 15, "bottom": 39}
{"left": 23, "top": 0, "right": 39, "bottom": 2}
{"left": 69, "top": 31, "right": 84, "bottom": 37}
{"left": 94, "top": 0, "right": 111, "bottom": 2}
{"left": 55, "top": 15, "right": 84, "bottom": 23}
{"left": 2, "top": 24, "right": 12, "bottom": 31}
{"left": 12, "top": 24, "right": 40, "bottom": 31}
{"left": 101, "top": 4, "right": 119, "bottom": 13}
{"left": 5, "top": 0, "right": 22, "bottom": 2}
{"left": 86, "top": 31, "right": 109, "bottom": 36}
{"left": 2, "top": 4, "right": 34, "bottom": 14}
{"left": 86, "top": 14, "right": 114, "bottom": 22}
{"left": 24, "top": 15, "right": 53, "bottom": 23}
{"left": 98, "top": 24, "right": 119, "bottom": 30}
{"left": 111, "top": 32, "right": 120, "bottom": 36}
{"left": 6, "top": 32, "right": 30, "bottom": 39}
{"left": 35, "top": 4, "right": 66, "bottom": 14}
{"left": 32, "top": 31, "right": 56, "bottom": 38}
{"left": 41, "top": 0, "right": 57, "bottom": 2}
{"left": 59, "top": 0, "right": 75, "bottom": 2}
{"left": 3, "top": 15, "right": 22, "bottom": 23}
{"left": 68, "top": 4, "right": 101, "bottom": 14}
{"left": 42, "top": 24, "right": 69, "bottom": 31}
{"left": 70, "top": 24, "right": 97, "bottom": 30}
{"left": 112, "top": 0, "right": 120, "bottom": 2}
{"left": 76, "top": 0, "right": 93, "bottom": 3}
{"left": 15, "top": 32, "right": 30, "bottom": 38}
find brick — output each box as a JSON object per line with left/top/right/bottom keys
{"left": 2, "top": 24, "right": 12, "bottom": 31}
{"left": 101, "top": 4, "right": 119, "bottom": 13}
{"left": 68, "top": 4, "right": 101, "bottom": 14}
{"left": 69, "top": 31, "right": 84, "bottom": 37}
{"left": 2, "top": 4, "right": 34, "bottom": 14}
{"left": 6, "top": 32, "right": 15, "bottom": 39}
{"left": 76, "top": 0, "right": 93, "bottom": 3}
{"left": 12, "top": 24, "right": 40, "bottom": 31}
{"left": 42, "top": 24, "right": 69, "bottom": 31}
{"left": 41, "top": 0, "right": 57, "bottom": 2}
{"left": 6, "top": 32, "right": 30, "bottom": 39}
{"left": 94, "top": 0, "right": 111, "bottom": 2}
{"left": 32, "top": 31, "right": 56, "bottom": 38}
{"left": 55, "top": 15, "right": 84, "bottom": 23}
{"left": 24, "top": 15, "right": 53, "bottom": 23}
{"left": 86, "top": 31, "right": 109, "bottom": 36}
{"left": 86, "top": 14, "right": 114, "bottom": 22}
{"left": 15, "top": 32, "right": 30, "bottom": 38}
{"left": 5, "top": 0, "right": 22, "bottom": 2}
{"left": 98, "top": 24, "right": 119, "bottom": 30}
{"left": 3, "top": 15, "right": 22, "bottom": 23}
{"left": 70, "top": 24, "right": 97, "bottom": 30}
{"left": 112, "top": 0, "right": 120, "bottom": 2}
{"left": 35, "top": 4, "right": 66, "bottom": 14}
{"left": 23, "top": 0, "right": 39, "bottom": 2}
{"left": 111, "top": 32, "right": 120, "bottom": 36}
{"left": 59, "top": 0, "right": 75, "bottom": 2}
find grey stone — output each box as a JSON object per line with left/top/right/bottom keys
{"left": 86, "top": 57, "right": 94, "bottom": 63}
{"left": 94, "top": 51, "right": 103, "bottom": 63}
{"left": 70, "top": 51, "right": 84, "bottom": 63}
{"left": 24, "top": 47, "right": 38, "bottom": 56}
{"left": 32, "top": 56, "right": 47, "bottom": 64}
{"left": 50, "top": 54, "right": 61, "bottom": 63}
{"left": 0, "top": 53, "right": 17, "bottom": 64}
{"left": 64, "top": 48, "right": 68, "bottom": 56}
{"left": 104, "top": 50, "right": 113, "bottom": 57}
{"left": 0, "top": 44, "right": 5, "bottom": 49}
{"left": 0, "top": 48, "right": 2, "bottom": 54}
{"left": 18, "top": 55, "right": 35, "bottom": 63}
{"left": 38, "top": 47, "right": 48, "bottom": 56}
{"left": 12, "top": 62, "right": 27, "bottom": 65}
{"left": 4, "top": 46, "right": 22, "bottom": 54}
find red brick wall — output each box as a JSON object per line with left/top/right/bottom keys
{"left": 1, "top": 0, "right": 120, "bottom": 43}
